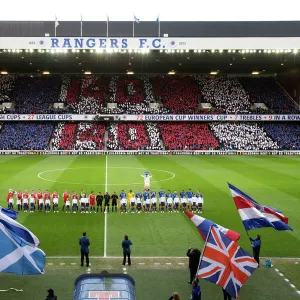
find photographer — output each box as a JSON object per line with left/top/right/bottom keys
{"left": 186, "top": 247, "right": 201, "bottom": 284}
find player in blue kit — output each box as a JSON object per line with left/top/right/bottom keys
{"left": 173, "top": 190, "right": 180, "bottom": 213}
{"left": 196, "top": 190, "right": 203, "bottom": 213}
{"left": 120, "top": 190, "right": 127, "bottom": 213}
{"left": 158, "top": 188, "right": 164, "bottom": 211}
{"left": 166, "top": 190, "right": 173, "bottom": 213}
{"left": 186, "top": 188, "right": 193, "bottom": 210}
{"left": 143, "top": 190, "right": 150, "bottom": 212}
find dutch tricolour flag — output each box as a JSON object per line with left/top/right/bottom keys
{"left": 0, "top": 210, "right": 45, "bottom": 275}
{"left": 185, "top": 211, "right": 240, "bottom": 242}
{"left": 228, "top": 183, "right": 292, "bottom": 231}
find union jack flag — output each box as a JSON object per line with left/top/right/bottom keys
{"left": 197, "top": 226, "right": 258, "bottom": 299}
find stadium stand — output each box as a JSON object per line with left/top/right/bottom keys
{"left": 151, "top": 76, "right": 202, "bottom": 114}
{"left": 0, "top": 75, "right": 15, "bottom": 104}
{"left": 196, "top": 75, "right": 250, "bottom": 114}
{"left": 159, "top": 123, "right": 219, "bottom": 150}
{"left": 107, "top": 123, "right": 150, "bottom": 150}
{"left": 239, "top": 77, "right": 299, "bottom": 114}
{"left": 11, "top": 76, "right": 61, "bottom": 114}
{"left": 263, "top": 123, "right": 300, "bottom": 150}
{"left": 145, "top": 123, "right": 163, "bottom": 150}
{"left": 0, "top": 123, "right": 53, "bottom": 150}
{"left": 51, "top": 123, "right": 77, "bottom": 150}
{"left": 75, "top": 122, "right": 106, "bottom": 150}
{"left": 59, "top": 76, "right": 81, "bottom": 105}
{"left": 210, "top": 123, "right": 279, "bottom": 150}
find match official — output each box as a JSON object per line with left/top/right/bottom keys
{"left": 104, "top": 192, "right": 110, "bottom": 213}
{"left": 111, "top": 191, "right": 118, "bottom": 212}
{"left": 96, "top": 192, "right": 103, "bottom": 212}
{"left": 79, "top": 232, "right": 90, "bottom": 267}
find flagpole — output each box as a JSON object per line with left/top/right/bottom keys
{"left": 80, "top": 15, "right": 83, "bottom": 37}
{"left": 133, "top": 17, "right": 135, "bottom": 37}
{"left": 54, "top": 15, "right": 57, "bottom": 37}
{"left": 106, "top": 16, "right": 109, "bottom": 37}
{"left": 196, "top": 225, "right": 212, "bottom": 281}
{"left": 158, "top": 17, "right": 160, "bottom": 37}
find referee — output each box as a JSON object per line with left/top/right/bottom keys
{"left": 111, "top": 191, "right": 118, "bottom": 212}
{"left": 96, "top": 192, "right": 103, "bottom": 212}
{"left": 104, "top": 192, "right": 110, "bottom": 213}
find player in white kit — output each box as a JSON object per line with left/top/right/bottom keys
{"left": 159, "top": 196, "right": 166, "bottom": 213}
{"left": 29, "top": 196, "right": 35, "bottom": 213}
{"left": 173, "top": 195, "right": 180, "bottom": 213}
{"left": 53, "top": 197, "right": 59, "bottom": 213}
{"left": 65, "top": 199, "right": 71, "bottom": 213}
{"left": 38, "top": 197, "right": 44, "bottom": 212}
{"left": 136, "top": 195, "right": 142, "bottom": 213}
{"left": 130, "top": 196, "right": 136, "bottom": 213}
{"left": 145, "top": 197, "right": 150, "bottom": 213}
{"left": 121, "top": 197, "right": 127, "bottom": 213}
{"left": 151, "top": 197, "right": 158, "bottom": 213}
{"left": 72, "top": 198, "right": 78, "bottom": 213}
{"left": 192, "top": 194, "right": 197, "bottom": 213}
{"left": 167, "top": 196, "right": 173, "bottom": 213}
{"left": 45, "top": 198, "right": 51, "bottom": 213}
{"left": 8, "top": 196, "right": 14, "bottom": 210}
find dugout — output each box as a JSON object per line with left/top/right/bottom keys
{"left": 73, "top": 271, "right": 136, "bottom": 300}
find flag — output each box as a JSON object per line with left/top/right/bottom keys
{"left": 0, "top": 210, "right": 40, "bottom": 246}
{"left": 134, "top": 15, "right": 140, "bottom": 23}
{"left": 55, "top": 16, "right": 59, "bottom": 28}
{"left": 54, "top": 15, "right": 59, "bottom": 37}
{"left": 185, "top": 211, "right": 240, "bottom": 242}
{"left": 228, "top": 183, "right": 292, "bottom": 231}
{"left": 197, "top": 226, "right": 258, "bottom": 299}
{"left": 156, "top": 15, "right": 159, "bottom": 24}
{"left": 0, "top": 222, "right": 45, "bottom": 275}
{"left": 0, "top": 207, "right": 18, "bottom": 220}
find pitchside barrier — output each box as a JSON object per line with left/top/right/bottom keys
{"left": 0, "top": 150, "right": 300, "bottom": 155}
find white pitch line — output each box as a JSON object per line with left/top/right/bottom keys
{"left": 104, "top": 155, "right": 108, "bottom": 258}
{"left": 60, "top": 263, "right": 65, "bottom": 265}
{"left": 46, "top": 256, "right": 300, "bottom": 260}
{"left": 166, "top": 263, "right": 172, "bottom": 265}
{"left": 71, "top": 263, "right": 76, "bottom": 265}
{"left": 274, "top": 268, "right": 300, "bottom": 296}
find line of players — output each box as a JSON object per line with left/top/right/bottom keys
{"left": 5, "top": 188, "right": 204, "bottom": 214}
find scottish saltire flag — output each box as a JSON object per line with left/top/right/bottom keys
{"left": 0, "top": 222, "right": 45, "bottom": 275}
{"left": 0, "top": 207, "right": 18, "bottom": 220}
{"left": 0, "top": 210, "right": 40, "bottom": 246}
{"left": 228, "top": 183, "right": 292, "bottom": 231}
{"left": 185, "top": 211, "right": 240, "bottom": 242}
{"left": 134, "top": 16, "right": 140, "bottom": 23}
{"left": 197, "top": 226, "right": 258, "bottom": 299}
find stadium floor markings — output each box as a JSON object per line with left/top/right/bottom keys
{"left": 274, "top": 268, "right": 300, "bottom": 295}
{"left": 37, "top": 166, "right": 176, "bottom": 186}
{"left": 104, "top": 156, "right": 108, "bottom": 258}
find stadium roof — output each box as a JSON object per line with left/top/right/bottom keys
{"left": 0, "top": 49, "right": 299, "bottom": 74}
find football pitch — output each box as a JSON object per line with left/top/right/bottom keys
{"left": 0, "top": 155, "right": 300, "bottom": 299}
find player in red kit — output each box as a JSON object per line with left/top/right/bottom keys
{"left": 7, "top": 189, "right": 15, "bottom": 209}
{"left": 23, "top": 190, "right": 29, "bottom": 212}
{"left": 17, "top": 190, "right": 23, "bottom": 211}
{"left": 62, "top": 190, "right": 69, "bottom": 211}
{"left": 72, "top": 191, "right": 79, "bottom": 213}
{"left": 52, "top": 190, "right": 59, "bottom": 212}
{"left": 44, "top": 189, "right": 51, "bottom": 212}
{"left": 89, "top": 191, "right": 96, "bottom": 213}
{"left": 30, "top": 190, "right": 37, "bottom": 212}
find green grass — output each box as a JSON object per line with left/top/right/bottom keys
{"left": 0, "top": 260, "right": 299, "bottom": 300}
{"left": 0, "top": 155, "right": 300, "bottom": 299}
{"left": 0, "top": 155, "right": 299, "bottom": 257}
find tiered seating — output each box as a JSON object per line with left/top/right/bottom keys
{"left": 0, "top": 123, "right": 53, "bottom": 150}
{"left": 75, "top": 122, "right": 105, "bottom": 150}
{"left": 239, "top": 77, "right": 299, "bottom": 114}
{"left": 12, "top": 76, "right": 61, "bottom": 114}
{"left": 210, "top": 123, "right": 279, "bottom": 150}
{"left": 58, "top": 76, "right": 81, "bottom": 105}
{"left": 263, "top": 123, "right": 300, "bottom": 150}
{"left": 51, "top": 123, "right": 77, "bottom": 150}
{"left": 115, "top": 77, "right": 144, "bottom": 104}
{"left": 196, "top": 75, "right": 250, "bottom": 114}
{"left": 145, "top": 123, "right": 163, "bottom": 150}
{"left": 107, "top": 123, "right": 150, "bottom": 150}
{"left": 159, "top": 123, "right": 219, "bottom": 150}
{"left": 152, "top": 76, "right": 202, "bottom": 114}
{"left": 0, "top": 75, "right": 15, "bottom": 103}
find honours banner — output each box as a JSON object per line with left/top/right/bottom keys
{"left": 0, "top": 114, "right": 300, "bottom": 122}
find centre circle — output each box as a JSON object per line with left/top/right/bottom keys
{"left": 37, "top": 167, "right": 176, "bottom": 186}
